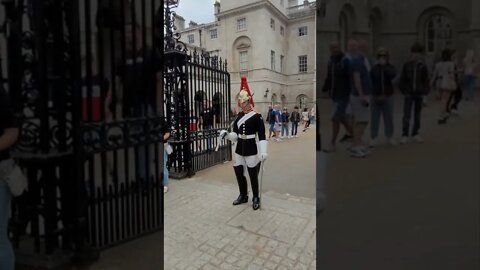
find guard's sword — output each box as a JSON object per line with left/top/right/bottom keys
{"left": 259, "top": 159, "right": 265, "bottom": 203}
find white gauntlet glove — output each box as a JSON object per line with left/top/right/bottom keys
{"left": 259, "top": 140, "right": 268, "bottom": 161}
{"left": 219, "top": 130, "right": 238, "bottom": 142}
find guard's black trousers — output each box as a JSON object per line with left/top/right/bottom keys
{"left": 233, "top": 163, "right": 261, "bottom": 198}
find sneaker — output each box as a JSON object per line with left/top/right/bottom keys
{"left": 350, "top": 147, "right": 366, "bottom": 158}
{"left": 451, "top": 109, "right": 459, "bottom": 116}
{"left": 388, "top": 138, "right": 398, "bottom": 146}
{"left": 412, "top": 135, "right": 424, "bottom": 143}
{"left": 400, "top": 136, "right": 408, "bottom": 144}
{"left": 164, "top": 186, "right": 169, "bottom": 193}
{"left": 360, "top": 146, "right": 371, "bottom": 155}
{"left": 438, "top": 117, "right": 448, "bottom": 124}
{"left": 295, "top": 135, "right": 299, "bottom": 138}
{"left": 369, "top": 138, "right": 378, "bottom": 148}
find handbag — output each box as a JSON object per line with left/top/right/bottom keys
{"left": 0, "top": 159, "right": 27, "bottom": 197}
{"left": 164, "top": 142, "right": 173, "bottom": 155}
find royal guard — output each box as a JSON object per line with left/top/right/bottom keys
{"left": 219, "top": 77, "right": 268, "bottom": 210}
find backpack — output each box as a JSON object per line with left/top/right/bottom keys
{"left": 269, "top": 110, "right": 277, "bottom": 122}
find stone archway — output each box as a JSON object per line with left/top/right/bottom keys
{"left": 271, "top": 93, "right": 278, "bottom": 106}
{"left": 417, "top": 7, "right": 455, "bottom": 66}
{"left": 368, "top": 7, "right": 383, "bottom": 53}
{"left": 338, "top": 3, "right": 356, "bottom": 51}
{"left": 296, "top": 94, "right": 308, "bottom": 109}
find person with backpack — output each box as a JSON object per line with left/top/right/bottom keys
{"left": 322, "top": 41, "right": 354, "bottom": 152}
{"left": 280, "top": 107, "right": 290, "bottom": 139}
{"left": 266, "top": 105, "right": 272, "bottom": 122}
{"left": 399, "top": 43, "right": 430, "bottom": 144}
{"left": 268, "top": 105, "right": 277, "bottom": 140}
{"left": 290, "top": 106, "right": 301, "bottom": 137}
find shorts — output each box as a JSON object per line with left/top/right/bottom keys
{"left": 269, "top": 123, "right": 275, "bottom": 130}
{"left": 332, "top": 100, "right": 348, "bottom": 121}
{"left": 350, "top": 95, "right": 370, "bottom": 123}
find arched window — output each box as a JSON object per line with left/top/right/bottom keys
{"left": 339, "top": 12, "right": 348, "bottom": 51}
{"left": 368, "top": 8, "right": 383, "bottom": 53}
{"left": 296, "top": 94, "right": 308, "bottom": 109}
{"left": 271, "top": 93, "right": 277, "bottom": 105}
{"left": 338, "top": 4, "right": 355, "bottom": 52}
{"left": 425, "top": 14, "right": 452, "bottom": 54}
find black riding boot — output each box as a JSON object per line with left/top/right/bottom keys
{"left": 233, "top": 166, "right": 248, "bottom": 205}
{"left": 247, "top": 163, "right": 261, "bottom": 210}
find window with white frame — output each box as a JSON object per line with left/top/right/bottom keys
{"left": 280, "top": 26, "right": 284, "bottom": 36}
{"left": 210, "top": 29, "right": 218, "bottom": 39}
{"left": 188, "top": 34, "right": 194, "bottom": 44}
{"left": 239, "top": 51, "right": 248, "bottom": 72}
{"left": 298, "top": 26, "right": 308, "bottom": 36}
{"left": 271, "top": 50, "right": 275, "bottom": 70}
{"left": 270, "top": 19, "right": 275, "bottom": 30}
{"left": 280, "top": 55, "right": 284, "bottom": 73}
{"left": 237, "top": 18, "right": 247, "bottom": 31}
{"left": 298, "top": 55, "right": 307, "bottom": 73}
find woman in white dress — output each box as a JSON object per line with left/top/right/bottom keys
{"left": 431, "top": 49, "right": 457, "bottom": 124}
{"left": 302, "top": 108, "right": 309, "bottom": 132}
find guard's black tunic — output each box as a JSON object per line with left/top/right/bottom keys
{"left": 232, "top": 111, "right": 266, "bottom": 156}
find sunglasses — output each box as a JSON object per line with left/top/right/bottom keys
{"left": 378, "top": 54, "right": 388, "bottom": 58}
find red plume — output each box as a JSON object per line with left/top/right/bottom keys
{"left": 238, "top": 76, "right": 255, "bottom": 107}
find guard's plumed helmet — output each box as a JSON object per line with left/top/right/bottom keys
{"left": 237, "top": 76, "right": 254, "bottom": 107}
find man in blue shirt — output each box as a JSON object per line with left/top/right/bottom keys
{"left": 348, "top": 39, "right": 372, "bottom": 158}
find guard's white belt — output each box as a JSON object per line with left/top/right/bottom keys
{"left": 239, "top": 134, "right": 256, "bottom": 139}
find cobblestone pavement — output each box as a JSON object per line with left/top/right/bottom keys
{"left": 164, "top": 179, "right": 316, "bottom": 270}
{"left": 84, "top": 121, "right": 317, "bottom": 270}
{"left": 317, "top": 93, "right": 480, "bottom": 270}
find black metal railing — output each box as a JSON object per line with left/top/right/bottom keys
{"left": 1, "top": 0, "right": 164, "bottom": 268}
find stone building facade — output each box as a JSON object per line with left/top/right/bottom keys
{"left": 176, "top": 0, "right": 317, "bottom": 115}
{"left": 316, "top": 0, "right": 480, "bottom": 89}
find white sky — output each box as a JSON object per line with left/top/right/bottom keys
{"left": 174, "top": 0, "right": 217, "bottom": 24}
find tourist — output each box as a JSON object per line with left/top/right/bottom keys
{"left": 290, "top": 106, "right": 301, "bottom": 138}
{"left": 274, "top": 104, "right": 282, "bottom": 142}
{"left": 302, "top": 108, "right": 309, "bottom": 132}
{"left": 0, "top": 84, "right": 19, "bottom": 270}
{"left": 321, "top": 41, "right": 353, "bottom": 152}
{"left": 199, "top": 100, "right": 216, "bottom": 151}
{"left": 446, "top": 50, "right": 464, "bottom": 116}
{"left": 163, "top": 123, "right": 172, "bottom": 193}
{"left": 280, "top": 107, "right": 290, "bottom": 139}
{"left": 369, "top": 48, "right": 397, "bottom": 146}
{"left": 348, "top": 39, "right": 372, "bottom": 157}
{"left": 463, "top": 49, "right": 477, "bottom": 100}
{"left": 268, "top": 105, "right": 276, "bottom": 140}
{"left": 432, "top": 49, "right": 457, "bottom": 124}
{"left": 399, "top": 43, "right": 429, "bottom": 143}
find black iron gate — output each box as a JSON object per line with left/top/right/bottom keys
{"left": 1, "top": 0, "right": 164, "bottom": 268}
{"left": 164, "top": 5, "right": 232, "bottom": 179}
